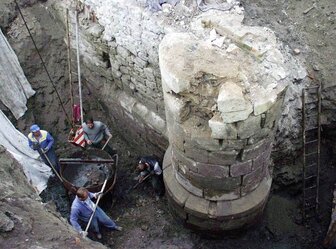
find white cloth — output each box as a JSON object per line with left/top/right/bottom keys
{"left": 0, "top": 111, "right": 52, "bottom": 193}
{"left": 0, "top": 29, "right": 35, "bottom": 119}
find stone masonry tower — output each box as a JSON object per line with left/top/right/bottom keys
{"left": 159, "top": 12, "right": 295, "bottom": 232}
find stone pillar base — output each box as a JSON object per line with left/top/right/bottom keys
{"left": 163, "top": 146, "right": 272, "bottom": 232}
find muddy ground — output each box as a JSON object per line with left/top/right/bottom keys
{"left": 60, "top": 133, "right": 334, "bottom": 249}
{"left": 39, "top": 129, "right": 336, "bottom": 249}
{"left": 2, "top": 0, "right": 336, "bottom": 248}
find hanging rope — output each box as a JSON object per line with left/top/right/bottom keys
{"left": 75, "top": 10, "right": 84, "bottom": 125}
{"left": 14, "top": 0, "right": 71, "bottom": 125}
{"left": 66, "top": 9, "right": 75, "bottom": 127}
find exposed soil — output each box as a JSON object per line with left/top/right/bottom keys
{"left": 74, "top": 132, "right": 334, "bottom": 249}
{"left": 38, "top": 129, "right": 335, "bottom": 249}
{"left": 241, "top": 0, "right": 336, "bottom": 90}
{"left": 2, "top": 0, "right": 336, "bottom": 248}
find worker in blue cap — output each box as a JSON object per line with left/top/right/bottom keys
{"left": 27, "top": 124, "right": 60, "bottom": 173}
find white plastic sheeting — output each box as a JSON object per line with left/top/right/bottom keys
{"left": 0, "top": 111, "right": 52, "bottom": 193}
{"left": 0, "top": 29, "right": 35, "bottom": 119}
{"left": 0, "top": 29, "right": 51, "bottom": 193}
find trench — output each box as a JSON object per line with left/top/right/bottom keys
{"left": 37, "top": 126, "right": 336, "bottom": 248}
{"left": 3, "top": 1, "right": 336, "bottom": 248}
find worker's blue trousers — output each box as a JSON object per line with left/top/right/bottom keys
{"left": 82, "top": 207, "right": 117, "bottom": 233}
{"left": 39, "top": 147, "right": 60, "bottom": 173}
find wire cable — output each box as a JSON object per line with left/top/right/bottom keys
{"left": 14, "top": 0, "right": 71, "bottom": 125}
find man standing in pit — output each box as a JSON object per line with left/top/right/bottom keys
{"left": 27, "top": 124, "right": 60, "bottom": 173}
{"left": 70, "top": 187, "right": 122, "bottom": 239}
{"left": 136, "top": 156, "right": 165, "bottom": 200}
{"left": 82, "top": 117, "right": 115, "bottom": 155}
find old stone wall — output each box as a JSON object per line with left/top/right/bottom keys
{"left": 43, "top": 0, "right": 310, "bottom": 230}
{"left": 45, "top": 0, "right": 311, "bottom": 159}
{"left": 0, "top": 0, "right": 323, "bottom": 231}
{"left": 49, "top": 0, "right": 173, "bottom": 155}
{"left": 159, "top": 10, "right": 303, "bottom": 231}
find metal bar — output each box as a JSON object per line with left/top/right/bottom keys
{"left": 59, "top": 158, "right": 114, "bottom": 163}
{"left": 75, "top": 10, "right": 84, "bottom": 124}
{"left": 60, "top": 161, "right": 113, "bottom": 165}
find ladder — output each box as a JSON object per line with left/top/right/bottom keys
{"left": 302, "top": 85, "right": 321, "bottom": 220}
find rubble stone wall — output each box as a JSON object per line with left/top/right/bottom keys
{"left": 159, "top": 12, "right": 302, "bottom": 231}
{"left": 48, "top": 0, "right": 306, "bottom": 231}
{"left": 49, "top": 0, "right": 171, "bottom": 154}
{"left": 48, "top": 0, "right": 307, "bottom": 156}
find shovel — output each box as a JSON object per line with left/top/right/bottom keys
{"left": 40, "top": 148, "right": 63, "bottom": 183}
{"left": 101, "top": 136, "right": 112, "bottom": 151}
{"left": 40, "top": 149, "right": 78, "bottom": 193}
{"left": 127, "top": 173, "right": 152, "bottom": 193}
{"left": 83, "top": 166, "right": 110, "bottom": 236}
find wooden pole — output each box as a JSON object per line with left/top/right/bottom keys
{"left": 84, "top": 179, "right": 108, "bottom": 235}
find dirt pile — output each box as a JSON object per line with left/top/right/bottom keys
{"left": 0, "top": 145, "right": 107, "bottom": 249}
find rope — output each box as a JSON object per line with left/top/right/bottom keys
{"left": 66, "top": 9, "right": 75, "bottom": 127}
{"left": 14, "top": 0, "right": 71, "bottom": 125}
{"left": 75, "top": 10, "right": 84, "bottom": 124}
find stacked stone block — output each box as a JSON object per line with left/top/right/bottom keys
{"left": 50, "top": 1, "right": 306, "bottom": 232}
{"left": 51, "top": 0, "right": 169, "bottom": 154}
{"left": 159, "top": 13, "right": 294, "bottom": 231}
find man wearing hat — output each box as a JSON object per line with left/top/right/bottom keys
{"left": 27, "top": 124, "right": 60, "bottom": 173}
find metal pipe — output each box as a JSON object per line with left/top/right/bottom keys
{"left": 59, "top": 159, "right": 114, "bottom": 163}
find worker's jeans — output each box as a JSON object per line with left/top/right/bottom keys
{"left": 151, "top": 174, "right": 165, "bottom": 196}
{"left": 39, "top": 147, "right": 60, "bottom": 172}
{"left": 84, "top": 207, "right": 117, "bottom": 233}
